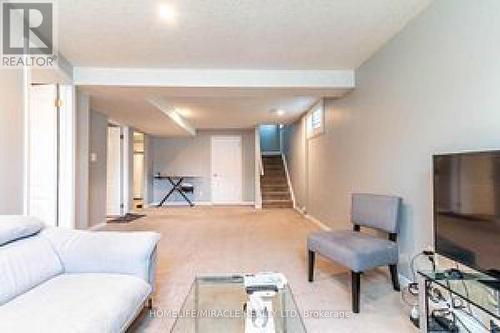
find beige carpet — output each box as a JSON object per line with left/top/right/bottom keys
{"left": 103, "top": 206, "right": 416, "bottom": 333}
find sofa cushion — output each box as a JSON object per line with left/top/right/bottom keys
{"left": 0, "top": 215, "right": 44, "bottom": 246}
{"left": 0, "top": 273, "right": 151, "bottom": 333}
{"left": 0, "top": 236, "right": 63, "bottom": 305}
{"left": 308, "top": 230, "right": 398, "bottom": 272}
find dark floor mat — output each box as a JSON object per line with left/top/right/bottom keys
{"left": 108, "top": 213, "right": 146, "bottom": 223}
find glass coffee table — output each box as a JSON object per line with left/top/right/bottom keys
{"left": 171, "top": 275, "right": 307, "bottom": 332}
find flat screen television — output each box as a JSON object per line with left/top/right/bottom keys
{"left": 433, "top": 151, "right": 500, "bottom": 277}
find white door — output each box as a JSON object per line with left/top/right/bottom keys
{"left": 211, "top": 136, "right": 243, "bottom": 204}
{"left": 28, "top": 85, "right": 58, "bottom": 226}
{"left": 133, "top": 132, "right": 145, "bottom": 200}
{"left": 107, "top": 126, "right": 122, "bottom": 216}
{"left": 133, "top": 153, "right": 144, "bottom": 199}
{"left": 57, "top": 85, "right": 76, "bottom": 228}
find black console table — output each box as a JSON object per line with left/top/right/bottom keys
{"left": 418, "top": 270, "right": 500, "bottom": 332}
{"left": 154, "top": 175, "right": 197, "bottom": 207}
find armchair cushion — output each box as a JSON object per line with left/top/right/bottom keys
{"left": 308, "top": 230, "right": 398, "bottom": 272}
{"left": 41, "top": 228, "right": 161, "bottom": 283}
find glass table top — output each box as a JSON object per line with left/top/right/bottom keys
{"left": 418, "top": 270, "right": 500, "bottom": 319}
{"left": 170, "top": 275, "right": 307, "bottom": 333}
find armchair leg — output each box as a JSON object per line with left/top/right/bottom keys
{"left": 352, "top": 271, "right": 361, "bottom": 313}
{"left": 308, "top": 250, "right": 315, "bottom": 282}
{"left": 389, "top": 264, "right": 400, "bottom": 291}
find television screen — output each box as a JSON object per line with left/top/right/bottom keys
{"left": 434, "top": 151, "right": 500, "bottom": 275}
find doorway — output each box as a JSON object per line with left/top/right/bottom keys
{"left": 26, "top": 84, "right": 75, "bottom": 227}
{"left": 211, "top": 135, "right": 243, "bottom": 204}
{"left": 27, "top": 84, "right": 58, "bottom": 226}
{"left": 132, "top": 131, "right": 145, "bottom": 209}
{"left": 106, "top": 124, "right": 122, "bottom": 216}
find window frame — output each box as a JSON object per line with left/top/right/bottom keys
{"left": 306, "top": 99, "right": 325, "bottom": 139}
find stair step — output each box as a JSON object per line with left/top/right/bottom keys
{"left": 262, "top": 190, "right": 290, "bottom": 195}
{"left": 262, "top": 199, "right": 293, "bottom": 208}
{"left": 261, "top": 174, "right": 286, "bottom": 178}
{"left": 262, "top": 158, "right": 282, "bottom": 164}
{"left": 262, "top": 193, "right": 291, "bottom": 200}
{"left": 264, "top": 165, "right": 284, "bottom": 169}
{"left": 263, "top": 171, "right": 286, "bottom": 177}
{"left": 260, "top": 184, "right": 288, "bottom": 192}
{"left": 263, "top": 164, "right": 284, "bottom": 170}
{"left": 261, "top": 179, "right": 287, "bottom": 185}
{"left": 263, "top": 167, "right": 285, "bottom": 171}
{"left": 262, "top": 172, "right": 286, "bottom": 177}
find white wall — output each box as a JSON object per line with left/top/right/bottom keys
{"left": 259, "top": 124, "right": 281, "bottom": 153}
{"left": 282, "top": 117, "right": 307, "bottom": 211}
{"left": 75, "top": 92, "right": 90, "bottom": 229}
{"left": 144, "top": 134, "right": 154, "bottom": 206}
{"left": 150, "top": 129, "right": 255, "bottom": 204}
{"left": 0, "top": 69, "right": 25, "bottom": 214}
{"left": 284, "top": 0, "right": 500, "bottom": 277}
{"left": 88, "top": 110, "right": 108, "bottom": 227}
{"left": 125, "top": 127, "right": 134, "bottom": 212}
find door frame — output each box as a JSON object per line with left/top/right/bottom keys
{"left": 210, "top": 135, "right": 243, "bottom": 204}
{"left": 25, "top": 84, "right": 59, "bottom": 226}
{"left": 24, "top": 83, "right": 76, "bottom": 228}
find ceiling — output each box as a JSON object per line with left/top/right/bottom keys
{"left": 68, "top": 0, "right": 432, "bottom": 136}
{"left": 80, "top": 86, "right": 351, "bottom": 136}
{"left": 59, "top": 0, "right": 431, "bottom": 69}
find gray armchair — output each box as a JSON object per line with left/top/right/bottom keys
{"left": 307, "top": 193, "right": 402, "bottom": 313}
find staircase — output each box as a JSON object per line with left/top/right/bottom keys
{"left": 260, "top": 155, "right": 293, "bottom": 208}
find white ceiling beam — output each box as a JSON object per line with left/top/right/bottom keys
{"left": 148, "top": 97, "right": 196, "bottom": 136}
{"left": 73, "top": 67, "right": 355, "bottom": 89}
{"left": 31, "top": 53, "right": 74, "bottom": 84}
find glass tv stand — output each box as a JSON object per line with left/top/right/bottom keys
{"left": 418, "top": 270, "right": 500, "bottom": 332}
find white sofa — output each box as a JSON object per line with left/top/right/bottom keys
{"left": 0, "top": 216, "right": 160, "bottom": 333}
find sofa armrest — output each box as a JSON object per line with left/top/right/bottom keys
{"left": 41, "top": 228, "right": 161, "bottom": 284}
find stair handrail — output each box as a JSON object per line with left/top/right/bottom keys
{"left": 282, "top": 152, "right": 296, "bottom": 209}
{"left": 254, "top": 127, "right": 263, "bottom": 208}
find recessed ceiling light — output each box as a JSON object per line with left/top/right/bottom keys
{"left": 159, "top": 4, "right": 177, "bottom": 23}
{"left": 270, "top": 108, "right": 285, "bottom": 116}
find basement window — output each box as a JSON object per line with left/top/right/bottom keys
{"left": 306, "top": 100, "right": 325, "bottom": 139}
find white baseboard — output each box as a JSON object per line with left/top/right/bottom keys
{"left": 304, "top": 214, "right": 332, "bottom": 231}
{"left": 212, "top": 201, "right": 255, "bottom": 206}
{"left": 294, "top": 206, "right": 306, "bottom": 215}
{"left": 89, "top": 222, "right": 106, "bottom": 230}
{"left": 294, "top": 207, "right": 332, "bottom": 231}
{"left": 148, "top": 201, "right": 255, "bottom": 207}
{"left": 148, "top": 201, "right": 212, "bottom": 207}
